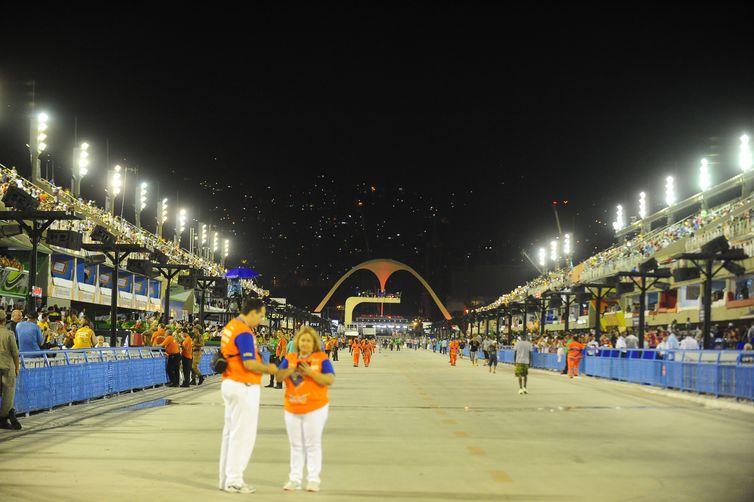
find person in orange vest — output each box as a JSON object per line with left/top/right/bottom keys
{"left": 331, "top": 337, "right": 339, "bottom": 361}
{"left": 362, "top": 338, "right": 373, "bottom": 367}
{"left": 160, "top": 330, "right": 182, "bottom": 386}
{"left": 180, "top": 328, "right": 193, "bottom": 387}
{"left": 275, "top": 326, "right": 335, "bottom": 492}
{"left": 449, "top": 339, "right": 459, "bottom": 366}
{"left": 567, "top": 334, "right": 585, "bottom": 379}
{"left": 218, "top": 299, "right": 278, "bottom": 494}
{"left": 352, "top": 338, "right": 361, "bottom": 367}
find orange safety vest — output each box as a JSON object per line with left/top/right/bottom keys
{"left": 220, "top": 318, "right": 261, "bottom": 384}
{"left": 282, "top": 351, "right": 331, "bottom": 414}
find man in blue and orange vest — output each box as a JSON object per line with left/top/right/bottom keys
{"left": 218, "top": 298, "right": 278, "bottom": 494}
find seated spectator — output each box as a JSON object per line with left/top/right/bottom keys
{"left": 73, "top": 319, "right": 97, "bottom": 349}
{"left": 94, "top": 336, "right": 109, "bottom": 348}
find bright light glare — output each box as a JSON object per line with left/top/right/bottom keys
{"left": 741, "top": 134, "right": 753, "bottom": 172}
{"left": 639, "top": 192, "right": 647, "bottom": 219}
{"left": 665, "top": 176, "right": 675, "bottom": 207}
{"left": 612, "top": 204, "right": 624, "bottom": 231}
{"left": 538, "top": 247, "right": 546, "bottom": 267}
{"left": 699, "top": 158, "right": 711, "bottom": 191}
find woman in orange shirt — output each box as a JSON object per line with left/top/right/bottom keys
{"left": 275, "top": 327, "right": 335, "bottom": 492}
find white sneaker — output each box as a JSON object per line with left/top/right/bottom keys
{"left": 306, "top": 481, "right": 321, "bottom": 492}
{"left": 283, "top": 480, "right": 302, "bottom": 491}
{"left": 518, "top": 388, "right": 524, "bottom": 395}
{"left": 223, "top": 483, "right": 257, "bottom": 494}
{"left": 523, "top": 388, "right": 529, "bottom": 394}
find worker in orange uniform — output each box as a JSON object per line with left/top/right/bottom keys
{"left": 352, "top": 338, "right": 361, "bottom": 367}
{"left": 180, "top": 329, "right": 193, "bottom": 387}
{"left": 449, "top": 339, "right": 459, "bottom": 366}
{"left": 160, "top": 330, "right": 182, "bottom": 386}
{"left": 362, "top": 338, "right": 372, "bottom": 367}
{"left": 567, "top": 334, "right": 585, "bottom": 378}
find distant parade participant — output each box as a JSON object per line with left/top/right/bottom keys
{"left": 331, "top": 337, "right": 339, "bottom": 361}
{"left": 218, "top": 299, "right": 278, "bottom": 494}
{"left": 352, "top": 338, "right": 361, "bottom": 367}
{"left": 362, "top": 338, "right": 373, "bottom": 367}
{"left": 180, "top": 328, "right": 193, "bottom": 387}
{"left": 567, "top": 334, "right": 585, "bottom": 378}
{"left": 487, "top": 338, "right": 499, "bottom": 373}
{"left": 514, "top": 335, "right": 533, "bottom": 394}
{"left": 275, "top": 326, "right": 335, "bottom": 492}
{"left": 448, "top": 339, "right": 459, "bottom": 366}
{"left": 469, "top": 337, "right": 480, "bottom": 366}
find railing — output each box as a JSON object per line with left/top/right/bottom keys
{"left": 2, "top": 347, "right": 221, "bottom": 414}
{"left": 492, "top": 348, "right": 754, "bottom": 401}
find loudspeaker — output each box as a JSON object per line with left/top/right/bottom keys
{"left": 178, "top": 271, "right": 198, "bottom": 289}
{"left": 90, "top": 225, "right": 115, "bottom": 245}
{"left": 616, "top": 282, "right": 635, "bottom": 295}
{"left": 701, "top": 236, "right": 729, "bottom": 254}
{"left": 84, "top": 254, "right": 106, "bottom": 266}
{"left": 575, "top": 292, "right": 591, "bottom": 304}
{"left": 126, "top": 259, "right": 154, "bottom": 276}
{"left": 672, "top": 267, "right": 700, "bottom": 282}
{"left": 639, "top": 258, "right": 658, "bottom": 273}
{"left": 151, "top": 249, "right": 168, "bottom": 264}
{"left": 212, "top": 284, "right": 228, "bottom": 297}
{"left": 548, "top": 295, "right": 562, "bottom": 308}
{"left": 723, "top": 261, "right": 746, "bottom": 276}
{"left": 46, "top": 230, "right": 83, "bottom": 251}
{"left": 2, "top": 185, "right": 39, "bottom": 212}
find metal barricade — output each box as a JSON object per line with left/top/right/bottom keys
{"left": 2, "top": 347, "right": 221, "bottom": 414}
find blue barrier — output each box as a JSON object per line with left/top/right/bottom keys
{"left": 487, "top": 348, "right": 754, "bottom": 401}
{"left": 1, "top": 347, "right": 221, "bottom": 414}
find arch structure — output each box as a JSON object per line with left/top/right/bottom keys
{"left": 344, "top": 295, "right": 401, "bottom": 326}
{"left": 314, "top": 259, "right": 452, "bottom": 320}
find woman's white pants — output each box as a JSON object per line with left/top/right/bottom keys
{"left": 219, "top": 380, "right": 261, "bottom": 489}
{"left": 284, "top": 405, "right": 329, "bottom": 483}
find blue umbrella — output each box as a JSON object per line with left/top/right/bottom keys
{"left": 225, "top": 267, "right": 261, "bottom": 279}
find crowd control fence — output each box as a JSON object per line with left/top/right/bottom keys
{"left": 2, "top": 347, "right": 221, "bottom": 414}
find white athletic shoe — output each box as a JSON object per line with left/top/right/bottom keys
{"left": 518, "top": 388, "right": 524, "bottom": 395}
{"left": 224, "top": 483, "right": 257, "bottom": 494}
{"left": 306, "top": 481, "right": 321, "bottom": 492}
{"left": 283, "top": 480, "right": 302, "bottom": 491}
{"left": 523, "top": 388, "right": 529, "bottom": 394}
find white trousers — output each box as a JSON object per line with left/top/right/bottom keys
{"left": 219, "top": 380, "right": 260, "bottom": 489}
{"left": 284, "top": 405, "right": 329, "bottom": 483}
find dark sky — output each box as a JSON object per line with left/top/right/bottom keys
{"left": 1, "top": 4, "right": 753, "bottom": 317}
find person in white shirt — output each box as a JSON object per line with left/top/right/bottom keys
{"left": 679, "top": 334, "right": 699, "bottom": 350}
{"left": 615, "top": 334, "right": 627, "bottom": 353}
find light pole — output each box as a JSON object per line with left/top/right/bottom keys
{"left": 30, "top": 112, "right": 48, "bottom": 183}
{"left": 223, "top": 238, "right": 230, "bottom": 267}
{"left": 72, "top": 141, "right": 89, "bottom": 197}
{"left": 213, "top": 231, "right": 219, "bottom": 262}
{"left": 135, "top": 182, "right": 147, "bottom": 228}
{"left": 157, "top": 198, "right": 168, "bottom": 238}
{"left": 107, "top": 165, "right": 123, "bottom": 214}
{"left": 175, "top": 208, "right": 187, "bottom": 245}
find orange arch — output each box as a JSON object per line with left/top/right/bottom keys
{"left": 313, "top": 259, "right": 451, "bottom": 320}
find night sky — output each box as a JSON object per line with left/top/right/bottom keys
{"left": 1, "top": 4, "right": 753, "bottom": 317}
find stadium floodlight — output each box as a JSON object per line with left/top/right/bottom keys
{"left": 178, "top": 209, "right": 187, "bottom": 235}
{"left": 741, "top": 134, "right": 753, "bottom": 172}
{"left": 139, "top": 182, "right": 148, "bottom": 211}
{"left": 699, "top": 158, "right": 711, "bottom": 191}
{"left": 159, "top": 198, "right": 168, "bottom": 223}
{"left": 110, "top": 165, "right": 122, "bottom": 197}
{"left": 224, "top": 238, "right": 230, "bottom": 258}
{"left": 550, "top": 239, "right": 558, "bottom": 263}
{"left": 665, "top": 176, "right": 676, "bottom": 207}
{"left": 538, "top": 247, "right": 546, "bottom": 267}
{"left": 612, "top": 204, "right": 624, "bottom": 231}
{"left": 37, "top": 113, "right": 49, "bottom": 153}
{"left": 78, "top": 142, "right": 90, "bottom": 177}
{"left": 213, "top": 231, "right": 219, "bottom": 253}
{"left": 201, "top": 224, "right": 208, "bottom": 246}
{"left": 638, "top": 191, "right": 647, "bottom": 219}
{"left": 563, "top": 233, "right": 572, "bottom": 256}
